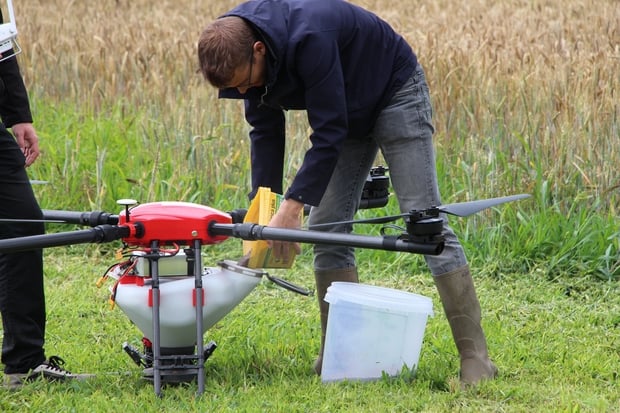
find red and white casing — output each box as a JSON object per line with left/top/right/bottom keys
{"left": 118, "top": 201, "right": 231, "bottom": 247}
{"left": 114, "top": 260, "right": 266, "bottom": 348}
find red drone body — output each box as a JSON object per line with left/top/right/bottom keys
{"left": 118, "top": 201, "right": 231, "bottom": 247}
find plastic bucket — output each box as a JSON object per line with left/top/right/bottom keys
{"left": 322, "top": 282, "right": 433, "bottom": 382}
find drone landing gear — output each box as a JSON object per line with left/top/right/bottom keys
{"left": 123, "top": 341, "right": 217, "bottom": 384}
{"left": 139, "top": 239, "right": 210, "bottom": 396}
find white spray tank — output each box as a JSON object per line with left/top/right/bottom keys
{"left": 112, "top": 253, "right": 266, "bottom": 348}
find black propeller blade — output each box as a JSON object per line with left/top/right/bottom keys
{"left": 309, "top": 194, "right": 531, "bottom": 228}
{"left": 439, "top": 194, "right": 531, "bottom": 217}
{"left": 315, "top": 214, "right": 409, "bottom": 227}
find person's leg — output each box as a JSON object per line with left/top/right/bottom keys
{"left": 308, "top": 137, "right": 379, "bottom": 270}
{"left": 371, "top": 65, "right": 497, "bottom": 385}
{"left": 432, "top": 265, "right": 497, "bottom": 385}
{"left": 311, "top": 267, "right": 358, "bottom": 375}
{"left": 0, "top": 128, "right": 46, "bottom": 375}
{"left": 372, "top": 66, "right": 466, "bottom": 273}
{"left": 307, "top": 138, "right": 378, "bottom": 374}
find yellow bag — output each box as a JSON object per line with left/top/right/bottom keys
{"left": 242, "top": 187, "right": 300, "bottom": 268}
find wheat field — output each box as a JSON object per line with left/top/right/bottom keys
{"left": 15, "top": 0, "right": 619, "bottom": 207}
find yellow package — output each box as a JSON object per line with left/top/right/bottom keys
{"left": 242, "top": 187, "right": 301, "bottom": 268}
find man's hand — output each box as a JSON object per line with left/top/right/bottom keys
{"left": 12, "top": 123, "right": 40, "bottom": 167}
{"left": 267, "top": 198, "right": 304, "bottom": 259}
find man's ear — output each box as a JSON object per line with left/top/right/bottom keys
{"left": 255, "top": 41, "right": 267, "bottom": 56}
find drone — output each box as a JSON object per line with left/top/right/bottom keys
{"left": 0, "top": 169, "right": 529, "bottom": 396}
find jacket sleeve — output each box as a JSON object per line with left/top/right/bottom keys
{"left": 0, "top": 11, "right": 32, "bottom": 127}
{"left": 0, "top": 52, "right": 33, "bottom": 127}
{"left": 244, "top": 97, "right": 286, "bottom": 200}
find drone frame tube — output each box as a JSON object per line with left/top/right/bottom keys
{"left": 147, "top": 239, "right": 207, "bottom": 397}
{"left": 209, "top": 222, "right": 444, "bottom": 256}
{"left": 0, "top": 225, "right": 130, "bottom": 253}
{"left": 42, "top": 210, "right": 119, "bottom": 226}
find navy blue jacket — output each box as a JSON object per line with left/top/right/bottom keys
{"left": 219, "top": 0, "right": 417, "bottom": 206}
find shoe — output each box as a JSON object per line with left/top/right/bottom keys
{"left": 3, "top": 356, "right": 93, "bottom": 390}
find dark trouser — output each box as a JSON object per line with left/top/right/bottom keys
{"left": 0, "top": 125, "right": 46, "bottom": 374}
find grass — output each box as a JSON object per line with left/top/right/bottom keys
{"left": 0, "top": 251, "right": 618, "bottom": 412}
{"left": 0, "top": 0, "right": 619, "bottom": 411}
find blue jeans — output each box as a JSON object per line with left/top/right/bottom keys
{"left": 308, "top": 65, "right": 467, "bottom": 275}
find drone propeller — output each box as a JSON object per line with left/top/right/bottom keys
{"left": 309, "top": 194, "right": 531, "bottom": 228}
{"left": 434, "top": 193, "right": 531, "bottom": 217}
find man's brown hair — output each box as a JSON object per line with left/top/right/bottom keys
{"left": 197, "top": 16, "right": 256, "bottom": 88}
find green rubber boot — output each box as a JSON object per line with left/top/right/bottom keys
{"left": 434, "top": 265, "right": 498, "bottom": 386}
{"left": 313, "top": 267, "right": 359, "bottom": 375}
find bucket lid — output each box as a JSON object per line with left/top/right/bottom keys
{"left": 325, "top": 282, "right": 433, "bottom": 316}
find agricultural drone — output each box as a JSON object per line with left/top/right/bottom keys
{"left": 0, "top": 168, "right": 529, "bottom": 396}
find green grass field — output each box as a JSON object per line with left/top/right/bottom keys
{"left": 0, "top": 0, "right": 618, "bottom": 411}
